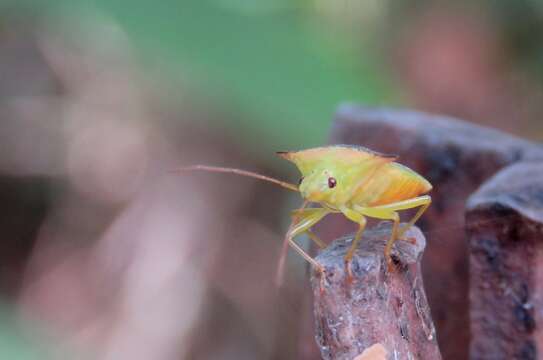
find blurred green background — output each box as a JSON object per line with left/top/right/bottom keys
{"left": 2, "top": 0, "right": 395, "bottom": 154}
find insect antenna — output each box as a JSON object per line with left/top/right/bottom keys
{"left": 173, "top": 165, "right": 299, "bottom": 192}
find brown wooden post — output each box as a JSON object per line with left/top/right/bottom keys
{"left": 326, "top": 104, "right": 543, "bottom": 359}
{"left": 467, "top": 162, "right": 543, "bottom": 359}
{"left": 311, "top": 223, "right": 441, "bottom": 360}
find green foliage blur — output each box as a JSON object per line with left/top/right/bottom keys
{"left": 0, "top": 301, "right": 50, "bottom": 360}
{"left": 4, "top": 0, "right": 393, "bottom": 153}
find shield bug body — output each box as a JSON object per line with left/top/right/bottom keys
{"left": 178, "top": 145, "right": 432, "bottom": 282}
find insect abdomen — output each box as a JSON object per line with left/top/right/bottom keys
{"left": 352, "top": 162, "right": 432, "bottom": 206}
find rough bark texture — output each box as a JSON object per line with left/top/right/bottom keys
{"left": 326, "top": 105, "right": 543, "bottom": 359}
{"left": 466, "top": 162, "right": 543, "bottom": 360}
{"left": 311, "top": 223, "right": 441, "bottom": 360}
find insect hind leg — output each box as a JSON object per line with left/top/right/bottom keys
{"left": 364, "top": 195, "right": 432, "bottom": 238}
{"left": 356, "top": 196, "right": 432, "bottom": 271}
{"left": 397, "top": 197, "right": 431, "bottom": 238}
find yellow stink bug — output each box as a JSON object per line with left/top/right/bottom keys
{"left": 178, "top": 145, "right": 432, "bottom": 281}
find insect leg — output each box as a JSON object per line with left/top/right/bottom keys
{"left": 354, "top": 206, "right": 400, "bottom": 271}
{"left": 275, "top": 207, "right": 329, "bottom": 286}
{"left": 306, "top": 229, "right": 326, "bottom": 249}
{"left": 363, "top": 195, "right": 432, "bottom": 238}
{"left": 384, "top": 213, "right": 400, "bottom": 271}
{"left": 340, "top": 207, "right": 367, "bottom": 280}
{"left": 339, "top": 207, "right": 367, "bottom": 260}
{"left": 397, "top": 196, "right": 431, "bottom": 238}
{"left": 290, "top": 208, "right": 329, "bottom": 249}
{"left": 287, "top": 208, "right": 330, "bottom": 264}
{"left": 346, "top": 220, "right": 366, "bottom": 261}
{"left": 286, "top": 209, "right": 329, "bottom": 269}
{"left": 286, "top": 234, "right": 322, "bottom": 269}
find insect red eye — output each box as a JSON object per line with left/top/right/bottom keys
{"left": 328, "top": 177, "right": 337, "bottom": 188}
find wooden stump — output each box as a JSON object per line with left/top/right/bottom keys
{"left": 467, "top": 162, "right": 543, "bottom": 360}
{"left": 311, "top": 222, "right": 441, "bottom": 360}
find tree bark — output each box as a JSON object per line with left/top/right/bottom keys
{"left": 311, "top": 222, "right": 441, "bottom": 360}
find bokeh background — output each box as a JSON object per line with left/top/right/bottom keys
{"left": 0, "top": 0, "right": 542, "bottom": 359}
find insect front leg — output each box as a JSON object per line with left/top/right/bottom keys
{"left": 283, "top": 207, "right": 332, "bottom": 291}
{"left": 285, "top": 208, "right": 330, "bottom": 267}
{"left": 290, "top": 208, "right": 328, "bottom": 248}
{"left": 340, "top": 207, "right": 367, "bottom": 281}
{"left": 275, "top": 206, "right": 330, "bottom": 286}
{"left": 305, "top": 229, "right": 326, "bottom": 249}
